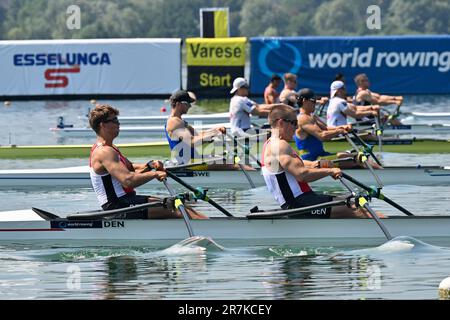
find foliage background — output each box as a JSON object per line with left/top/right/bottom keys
{"left": 0, "top": 0, "right": 448, "bottom": 40}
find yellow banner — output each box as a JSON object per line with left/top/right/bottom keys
{"left": 186, "top": 37, "right": 247, "bottom": 66}
{"left": 214, "top": 10, "right": 228, "bottom": 38}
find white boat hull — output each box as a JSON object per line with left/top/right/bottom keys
{"left": 50, "top": 123, "right": 232, "bottom": 138}
{"left": 118, "top": 112, "right": 267, "bottom": 126}
{"left": 0, "top": 210, "right": 449, "bottom": 245}
{"left": 377, "top": 124, "right": 450, "bottom": 136}
{"left": 0, "top": 166, "right": 449, "bottom": 188}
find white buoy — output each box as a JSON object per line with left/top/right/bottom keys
{"left": 4, "top": 101, "right": 11, "bottom": 106}
{"left": 439, "top": 277, "right": 450, "bottom": 299}
{"left": 90, "top": 99, "right": 97, "bottom": 105}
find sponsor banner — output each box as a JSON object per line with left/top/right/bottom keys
{"left": 187, "top": 37, "right": 246, "bottom": 96}
{"left": 250, "top": 36, "right": 450, "bottom": 95}
{"left": 187, "top": 66, "right": 243, "bottom": 96}
{"left": 0, "top": 39, "right": 181, "bottom": 96}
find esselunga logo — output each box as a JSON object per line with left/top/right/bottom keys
{"left": 186, "top": 37, "right": 246, "bottom": 66}
{"left": 13, "top": 52, "right": 111, "bottom": 88}
{"left": 13, "top": 52, "right": 111, "bottom": 66}
{"left": 307, "top": 47, "right": 450, "bottom": 72}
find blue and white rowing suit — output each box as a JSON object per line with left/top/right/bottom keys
{"left": 164, "top": 119, "right": 199, "bottom": 165}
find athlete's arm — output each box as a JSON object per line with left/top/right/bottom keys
{"left": 99, "top": 147, "right": 166, "bottom": 188}
{"left": 299, "top": 115, "right": 345, "bottom": 141}
{"left": 277, "top": 140, "right": 341, "bottom": 182}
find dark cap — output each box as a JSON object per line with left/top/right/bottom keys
{"left": 297, "top": 88, "right": 315, "bottom": 100}
{"left": 170, "top": 90, "right": 195, "bottom": 103}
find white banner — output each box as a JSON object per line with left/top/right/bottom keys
{"left": 0, "top": 38, "right": 181, "bottom": 96}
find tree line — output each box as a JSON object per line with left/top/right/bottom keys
{"left": 0, "top": 0, "right": 448, "bottom": 40}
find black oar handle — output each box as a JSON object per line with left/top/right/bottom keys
{"left": 341, "top": 172, "right": 414, "bottom": 216}
{"left": 165, "top": 170, "right": 234, "bottom": 217}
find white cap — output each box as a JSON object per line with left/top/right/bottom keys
{"left": 330, "top": 80, "right": 345, "bottom": 97}
{"left": 230, "top": 77, "right": 248, "bottom": 94}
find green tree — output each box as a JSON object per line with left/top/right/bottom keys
{"left": 385, "top": 0, "right": 450, "bottom": 34}
{"left": 313, "top": 0, "right": 391, "bottom": 36}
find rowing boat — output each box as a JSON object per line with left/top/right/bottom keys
{"left": 1, "top": 165, "right": 449, "bottom": 188}
{"left": 363, "top": 124, "right": 450, "bottom": 136}
{"left": 119, "top": 112, "right": 231, "bottom": 125}
{"left": 2, "top": 139, "right": 450, "bottom": 159}
{"left": 404, "top": 112, "right": 450, "bottom": 122}
{"left": 52, "top": 123, "right": 450, "bottom": 139}
{"left": 50, "top": 122, "right": 232, "bottom": 138}
{"left": 0, "top": 209, "right": 449, "bottom": 246}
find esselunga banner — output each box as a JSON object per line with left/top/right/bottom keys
{"left": 250, "top": 36, "right": 450, "bottom": 95}
{"left": 186, "top": 37, "right": 246, "bottom": 96}
{"left": 0, "top": 39, "right": 181, "bottom": 96}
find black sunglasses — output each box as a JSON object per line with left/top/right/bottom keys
{"left": 103, "top": 117, "right": 120, "bottom": 124}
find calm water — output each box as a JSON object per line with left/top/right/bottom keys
{"left": 1, "top": 94, "right": 450, "bottom": 145}
{"left": 1, "top": 97, "right": 450, "bottom": 300}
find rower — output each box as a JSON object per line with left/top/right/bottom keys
{"left": 354, "top": 73, "right": 403, "bottom": 108}
{"left": 229, "top": 77, "right": 286, "bottom": 137}
{"left": 261, "top": 104, "right": 383, "bottom": 218}
{"left": 353, "top": 73, "right": 403, "bottom": 125}
{"left": 327, "top": 80, "right": 379, "bottom": 128}
{"left": 264, "top": 74, "right": 282, "bottom": 104}
{"left": 294, "top": 88, "right": 370, "bottom": 169}
{"left": 165, "top": 90, "right": 251, "bottom": 170}
{"left": 89, "top": 104, "right": 207, "bottom": 220}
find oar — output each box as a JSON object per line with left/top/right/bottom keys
{"left": 162, "top": 179, "right": 194, "bottom": 237}
{"left": 232, "top": 154, "right": 256, "bottom": 188}
{"left": 226, "top": 132, "right": 262, "bottom": 167}
{"left": 374, "top": 114, "right": 383, "bottom": 158}
{"left": 341, "top": 172, "right": 414, "bottom": 216}
{"left": 224, "top": 132, "right": 258, "bottom": 188}
{"left": 165, "top": 170, "right": 234, "bottom": 217}
{"left": 339, "top": 177, "right": 392, "bottom": 241}
{"left": 348, "top": 130, "right": 383, "bottom": 167}
{"left": 343, "top": 133, "right": 384, "bottom": 189}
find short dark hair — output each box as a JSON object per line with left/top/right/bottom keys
{"left": 271, "top": 74, "right": 281, "bottom": 82}
{"left": 89, "top": 104, "right": 119, "bottom": 134}
{"left": 334, "top": 73, "right": 345, "bottom": 82}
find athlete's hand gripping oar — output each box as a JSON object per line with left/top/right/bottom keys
{"left": 343, "top": 133, "right": 384, "bottom": 189}
{"left": 339, "top": 177, "right": 392, "bottom": 241}
{"left": 165, "top": 170, "right": 234, "bottom": 217}
{"left": 163, "top": 179, "right": 194, "bottom": 237}
{"left": 341, "top": 172, "right": 414, "bottom": 216}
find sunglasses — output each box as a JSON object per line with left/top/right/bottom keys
{"left": 180, "top": 101, "right": 192, "bottom": 107}
{"left": 103, "top": 117, "right": 120, "bottom": 124}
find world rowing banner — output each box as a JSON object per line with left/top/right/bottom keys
{"left": 0, "top": 39, "right": 181, "bottom": 97}
{"left": 186, "top": 37, "right": 246, "bottom": 97}
{"left": 250, "top": 36, "right": 450, "bottom": 95}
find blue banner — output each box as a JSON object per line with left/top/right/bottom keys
{"left": 250, "top": 36, "right": 450, "bottom": 95}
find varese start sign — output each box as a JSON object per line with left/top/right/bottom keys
{"left": 0, "top": 39, "right": 181, "bottom": 97}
